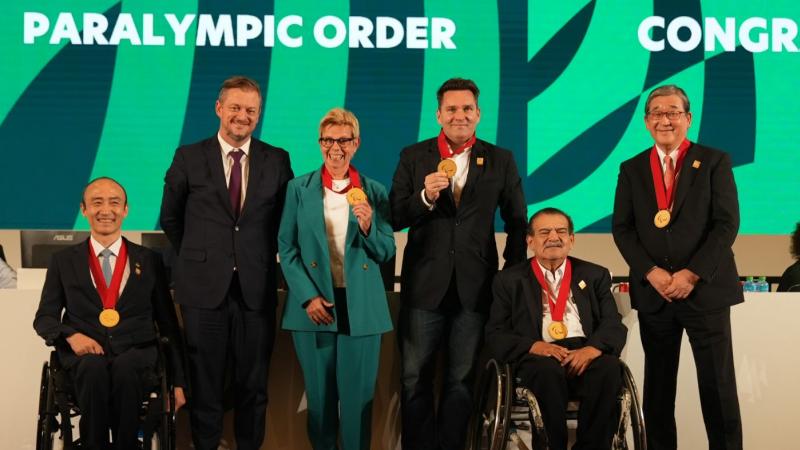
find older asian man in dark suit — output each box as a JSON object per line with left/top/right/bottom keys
{"left": 160, "top": 76, "right": 293, "bottom": 450}
{"left": 486, "top": 208, "right": 627, "bottom": 450}
{"left": 390, "top": 77, "right": 528, "bottom": 450}
{"left": 34, "top": 177, "right": 185, "bottom": 450}
{"left": 613, "top": 84, "right": 743, "bottom": 450}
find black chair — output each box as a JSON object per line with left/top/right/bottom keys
{"left": 35, "top": 338, "right": 177, "bottom": 450}
{"left": 469, "top": 358, "right": 646, "bottom": 450}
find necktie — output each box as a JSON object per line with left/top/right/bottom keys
{"left": 99, "top": 249, "right": 113, "bottom": 286}
{"left": 229, "top": 150, "right": 243, "bottom": 218}
{"left": 663, "top": 154, "right": 675, "bottom": 192}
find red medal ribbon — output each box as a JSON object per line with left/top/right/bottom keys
{"left": 437, "top": 129, "right": 476, "bottom": 158}
{"left": 88, "top": 239, "right": 128, "bottom": 310}
{"left": 649, "top": 139, "right": 691, "bottom": 210}
{"left": 530, "top": 258, "right": 572, "bottom": 323}
{"left": 321, "top": 164, "right": 362, "bottom": 194}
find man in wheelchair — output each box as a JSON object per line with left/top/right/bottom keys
{"left": 33, "top": 177, "right": 186, "bottom": 450}
{"left": 485, "top": 208, "right": 628, "bottom": 450}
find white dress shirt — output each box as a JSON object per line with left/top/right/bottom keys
{"left": 218, "top": 133, "right": 251, "bottom": 209}
{"left": 89, "top": 236, "right": 130, "bottom": 294}
{"left": 323, "top": 178, "right": 351, "bottom": 288}
{"left": 537, "top": 259, "right": 586, "bottom": 343}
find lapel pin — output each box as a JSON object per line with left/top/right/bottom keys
{"left": 692, "top": 160, "right": 701, "bottom": 169}
{"left": 578, "top": 280, "right": 586, "bottom": 290}
{"left": 476, "top": 157, "right": 484, "bottom": 166}
{"left": 135, "top": 262, "right": 142, "bottom": 277}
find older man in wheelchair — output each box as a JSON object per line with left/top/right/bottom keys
{"left": 481, "top": 207, "right": 636, "bottom": 450}
{"left": 33, "top": 177, "right": 186, "bottom": 450}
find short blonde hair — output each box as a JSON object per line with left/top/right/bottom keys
{"left": 319, "top": 107, "right": 360, "bottom": 139}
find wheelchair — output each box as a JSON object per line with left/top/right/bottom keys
{"left": 468, "top": 358, "right": 646, "bottom": 450}
{"left": 35, "top": 338, "right": 177, "bottom": 450}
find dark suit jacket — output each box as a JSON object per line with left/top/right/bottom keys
{"left": 389, "top": 137, "right": 528, "bottom": 311}
{"left": 485, "top": 257, "right": 627, "bottom": 365}
{"left": 160, "top": 136, "right": 293, "bottom": 310}
{"left": 612, "top": 143, "right": 744, "bottom": 313}
{"left": 33, "top": 238, "right": 185, "bottom": 385}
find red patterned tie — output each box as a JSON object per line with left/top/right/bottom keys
{"left": 229, "top": 150, "right": 243, "bottom": 218}
{"left": 663, "top": 154, "right": 675, "bottom": 192}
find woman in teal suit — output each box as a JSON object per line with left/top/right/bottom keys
{"left": 278, "top": 108, "right": 395, "bottom": 450}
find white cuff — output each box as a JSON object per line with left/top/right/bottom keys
{"left": 420, "top": 189, "right": 436, "bottom": 210}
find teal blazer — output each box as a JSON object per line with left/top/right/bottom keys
{"left": 278, "top": 169, "right": 395, "bottom": 336}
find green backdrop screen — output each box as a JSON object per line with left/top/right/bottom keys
{"left": 1, "top": 1, "right": 797, "bottom": 234}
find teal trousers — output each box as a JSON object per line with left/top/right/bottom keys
{"left": 292, "top": 331, "right": 382, "bottom": 450}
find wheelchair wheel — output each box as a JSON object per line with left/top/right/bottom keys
{"left": 469, "top": 359, "right": 512, "bottom": 450}
{"left": 519, "top": 387, "right": 549, "bottom": 450}
{"left": 141, "top": 369, "right": 176, "bottom": 450}
{"left": 612, "top": 362, "right": 647, "bottom": 450}
{"left": 36, "top": 362, "right": 55, "bottom": 450}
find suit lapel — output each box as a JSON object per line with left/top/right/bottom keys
{"left": 204, "top": 138, "right": 235, "bottom": 220}
{"left": 520, "top": 265, "right": 543, "bottom": 339}
{"left": 635, "top": 151, "right": 659, "bottom": 214}
{"left": 302, "top": 170, "right": 331, "bottom": 257}
{"left": 569, "top": 260, "right": 594, "bottom": 336}
{"left": 670, "top": 143, "right": 701, "bottom": 219}
{"left": 459, "top": 140, "right": 485, "bottom": 206}
{"left": 345, "top": 192, "right": 359, "bottom": 247}
{"left": 71, "top": 240, "right": 103, "bottom": 309}
{"left": 241, "top": 141, "right": 267, "bottom": 219}
{"left": 117, "top": 239, "right": 139, "bottom": 307}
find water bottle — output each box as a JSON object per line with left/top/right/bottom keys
{"left": 757, "top": 276, "right": 770, "bottom": 292}
{"left": 743, "top": 276, "right": 755, "bottom": 292}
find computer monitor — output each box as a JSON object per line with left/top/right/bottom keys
{"left": 20, "top": 230, "right": 90, "bottom": 268}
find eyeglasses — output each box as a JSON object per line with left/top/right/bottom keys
{"left": 319, "top": 137, "right": 355, "bottom": 148}
{"left": 647, "top": 111, "right": 686, "bottom": 121}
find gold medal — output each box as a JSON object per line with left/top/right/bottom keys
{"left": 99, "top": 309, "right": 120, "bottom": 328}
{"left": 654, "top": 209, "right": 671, "bottom": 228}
{"left": 437, "top": 159, "right": 457, "bottom": 178}
{"left": 548, "top": 321, "right": 567, "bottom": 340}
{"left": 346, "top": 187, "right": 367, "bottom": 205}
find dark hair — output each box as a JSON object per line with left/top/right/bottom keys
{"left": 436, "top": 77, "right": 480, "bottom": 107}
{"left": 645, "top": 84, "right": 690, "bottom": 114}
{"left": 528, "top": 207, "right": 574, "bottom": 235}
{"left": 218, "top": 75, "right": 262, "bottom": 102}
{"left": 791, "top": 222, "right": 800, "bottom": 260}
{"left": 81, "top": 176, "right": 128, "bottom": 206}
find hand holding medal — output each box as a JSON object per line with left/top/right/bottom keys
{"left": 322, "top": 164, "right": 372, "bottom": 234}
{"left": 437, "top": 159, "right": 457, "bottom": 178}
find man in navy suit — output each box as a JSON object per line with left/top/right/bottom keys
{"left": 613, "top": 84, "right": 743, "bottom": 450}
{"left": 160, "top": 76, "right": 293, "bottom": 450}
{"left": 34, "top": 177, "right": 186, "bottom": 450}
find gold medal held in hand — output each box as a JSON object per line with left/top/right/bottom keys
{"left": 654, "top": 209, "right": 671, "bottom": 228}
{"left": 346, "top": 187, "right": 367, "bottom": 205}
{"left": 547, "top": 321, "right": 567, "bottom": 340}
{"left": 99, "top": 309, "right": 120, "bottom": 328}
{"left": 437, "top": 159, "right": 457, "bottom": 178}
